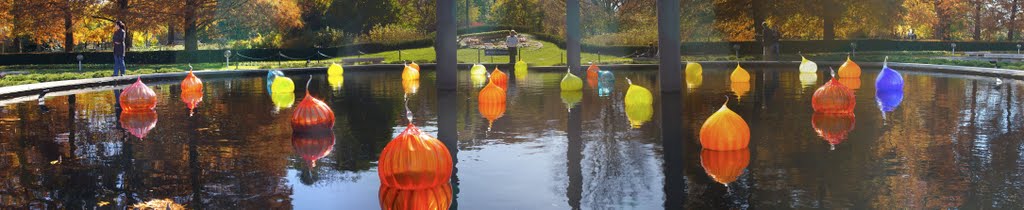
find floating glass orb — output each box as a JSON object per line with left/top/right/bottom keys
{"left": 470, "top": 64, "right": 487, "bottom": 76}
{"left": 597, "top": 70, "right": 615, "bottom": 97}
{"left": 266, "top": 70, "right": 284, "bottom": 93}
{"left": 271, "top": 76, "right": 295, "bottom": 93}
{"left": 875, "top": 58, "right": 904, "bottom": 91}
{"left": 560, "top": 69, "right": 583, "bottom": 91}
{"left": 378, "top": 123, "right": 453, "bottom": 190}
{"left": 685, "top": 62, "right": 703, "bottom": 76}
{"left": 699, "top": 100, "right": 750, "bottom": 151}
{"left": 586, "top": 63, "right": 600, "bottom": 88}
{"left": 328, "top": 63, "right": 344, "bottom": 76}
{"left": 838, "top": 56, "right": 861, "bottom": 78}
{"left": 120, "top": 78, "right": 158, "bottom": 112}
{"left": 731, "top": 64, "right": 750, "bottom": 82}
{"left": 478, "top": 81, "right": 507, "bottom": 129}
{"left": 292, "top": 91, "right": 335, "bottom": 131}
{"left": 291, "top": 129, "right": 335, "bottom": 168}
{"left": 700, "top": 148, "right": 750, "bottom": 185}
{"left": 181, "top": 70, "right": 203, "bottom": 93}
{"left": 409, "top": 62, "right": 420, "bottom": 71}
{"left": 402, "top": 65, "right": 420, "bottom": 81}
{"left": 515, "top": 60, "right": 528, "bottom": 80}
{"left": 624, "top": 78, "right": 653, "bottom": 107}
{"left": 800, "top": 56, "right": 818, "bottom": 73}
{"left": 812, "top": 78, "right": 856, "bottom": 114}
{"left": 490, "top": 68, "right": 508, "bottom": 89}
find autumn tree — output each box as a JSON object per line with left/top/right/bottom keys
{"left": 10, "top": 0, "right": 99, "bottom": 52}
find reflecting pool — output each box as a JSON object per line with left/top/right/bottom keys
{"left": 1, "top": 66, "right": 1022, "bottom": 209}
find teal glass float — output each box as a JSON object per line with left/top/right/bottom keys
{"left": 597, "top": 70, "right": 614, "bottom": 97}
{"left": 875, "top": 57, "right": 904, "bottom": 91}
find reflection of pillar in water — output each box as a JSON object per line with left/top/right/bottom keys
{"left": 660, "top": 93, "right": 686, "bottom": 209}
{"left": 567, "top": 101, "right": 583, "bottom": 210}
{"left": 437, "top": 90, "right": 460, "bottom": 209}
{"left": 67, "top": 95, "right": 76, "bottom": 159}
{"left": 188, "top": 113, "right": 203, "bottom": 209}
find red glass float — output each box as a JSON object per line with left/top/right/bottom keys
{"left": 180, "top": 89, "right": 203, "bottom": 116}
{"left": 379, "top": 182, "right": 452, "bottom": 210}
{"left": 291, "top": 129, "right": 336, "bottom": 168}
{"left": 378, "top": 122, "right": 453, "bottom": 190}
{"left": 478, "top": 81, "right": 506, "bottom": 129}
{"left": 699, "top": 99, "right": 750, "bottom": 151}
{"left": 180, "top": 70, "right": 203, "bottom": 93}
{"left": 402, "top": 65, "right": 420, "bottom": 81}
{"left": 811, "top": 112, "right": 856, "bottom": 149}
{"left": 700, "top": 148, "right": 750, "bottom": 185}
{"left": 489, "top": 67, "right": 508, "bottom": 89}
{"left": 292, "top": 79, "right": 335, "bottom": 130}
{"left": 586, "top": 63, "right": 599, "bottom": 88}
{"left": 812, "top": 76, "right": 856, "bottom": 114}
{"left": 120, "top": 78, "right": 158, "bottom": 112}
{"left": 120, "top": 110, "right": 158, "bottom": 139}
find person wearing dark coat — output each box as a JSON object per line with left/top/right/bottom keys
{"left": 112, "top": 21, "right": 128, "bottom": 76}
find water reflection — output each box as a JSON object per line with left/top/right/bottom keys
{"left": 811, "top": 112, "right": 856, "bottom": 149}
{"left": 328, "top": 75, "right": 344, "bottom": 90}
{"left": 700, "top": 148, "right": 750, "bottom": 185}
{"left": 1, "top": 68, "right": 1023, "bottom": 209}
{"left": 876, "top": 89, "right": 904, "bottom": 119}
{"left": 120, "top": 110, "right": 158, "bottom": 139}
{"left": 291, "top": 129, "right": 336, "bottom": 168}
{"left": 799, "top": 72, "right": 818, "bottom": 88}
{"left": 378, "top": 183, "right": 453, "bottom": 210}
{"left": 731, "top": 82, "right": 751, "bottom": 100}
{"left": 838, "top": 77, "right": 861, "bottom": 91}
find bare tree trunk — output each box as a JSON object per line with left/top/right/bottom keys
{"left": 184, "top": 0, "right": 199, "bottom": 52}
{"left": 973, "top": 0, "right": 982, "bottom": 41}
{"left": 752, "top": 0, "right": 765, "bottom": 42}
{"left": 63, "top": 10, "right": 74, "bottom": 52}
{"left": 823, "top": 0, "right": 836, "bottom": 40}
{"left": 167, "top": 22, "right": 176, "bottom": 45}
{"left": 1011, "top": 0, "right": 1020, "bottom": 41}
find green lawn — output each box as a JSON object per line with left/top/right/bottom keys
{"left": 2, "top": 41, "right": 1023, "bottom": 87}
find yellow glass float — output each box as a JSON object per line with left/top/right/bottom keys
{"left": 799, "top": 55, "right": 818, "bottom": 73}
{"left": 470, "top": 64, "right": 487, "bottom": 76}
{"left": 560, "top": 68, "right": 583, "bottom": 91}
{"left": 271, "top": 76, "right": 296, "bottom": 93}
{"left": 624, "top": 78, "right": 653, "bottom": 106}
{"left": 328, "top": 63, "right": 344, "bottom": 76}
{"left": 402, "top": 64, "right": 420, "bottom": 81}
{"left": 731, "top": 64, "right": 750, "bottom": 83}
{"left": 515, "top": 60, "right": 528, "bottom": 79}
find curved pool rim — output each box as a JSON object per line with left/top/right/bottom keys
{"left": 1, "top": 61, "right": 1020, "bottom": 103}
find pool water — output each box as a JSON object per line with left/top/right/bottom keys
{"left": 1, "top": 67, "right": 1023, "bottom": 209}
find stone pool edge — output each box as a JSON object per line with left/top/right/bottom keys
{"left": 2, "top": 61, "right": 1021, "bottom": 101}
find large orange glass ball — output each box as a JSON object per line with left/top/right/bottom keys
{"left": 292, "top": 92, "right": 335, "bottom": 130}
{"left": 478, "top": 81, "right": 507, "bottom": 129}
{"left": 120, "top": 78, "right": 158, "bottom": 112}
{"left": 402, "top": 65, "right": 420, "bottom": 81}
{"left": 489, "top": 68, "right": 508, "bottom": 89}
{"left": 699, "top": 102, "right": 750, "bottom": 151}
{"left": 812, "top": 78, "right": 856, "bottom": 114}
{"left": 379, "top": 182, "right": 452, "bottom": 210}
{"left": 181, "top": 70, "right": 203, "bottom": 93}
{"left": 378, "top": 123, "right": 453, "bottom": 190}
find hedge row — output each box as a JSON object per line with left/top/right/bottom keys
{"left": 0, "top": 38, "right": 434, "bottom": 65}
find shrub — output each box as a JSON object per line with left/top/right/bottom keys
{"left": 584, "top": 29, "right": 659, "bottom": 46}
{"left": 357, "top": 24, "right": 428, "bottom": 45}
{"left": 314, "top": 27, "right": 356, "bottom": 48}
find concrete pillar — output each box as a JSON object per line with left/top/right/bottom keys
{"left": 436, "top": 0, "right": 457, "bottom": 91}
{"left": 660, "top": 93, "right": 685, "bottom": 209}
{"left": 657, "top": 0, "right": 682, "bottom": 93}
{"left": 566, "top": 0, "right": 582, "bottom": 75}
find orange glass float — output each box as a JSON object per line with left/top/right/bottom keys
{"left": 699, "top": 99, "right": 750, "bottom": 151}
{"left": 120, "top": 110, "right": 158, "bottom": 139}
{"left": 489, "top": 67, "right": 509, "bottom": 89}
{"left": 700, "top": 148, "right": 750, "bottom": 185}
{"left": 838, "top": 77, "right": 861, "bottom": 91}
{"left": 181, "top": 70, "right": 203, "bottom": 93}
{"left": 291, "top": 129, "right": 336, "bottom": 168}
{"left": 811, "top": 112, "right": 856, "bottom": 149}
{"left": 120, "top": 78, "right": 158, "bottom": 112}
{"left": 838, "top": 56, "right": 861, "bottom": 78}
{"left": 180, "top": 89, "right": 203, "bottom": 116}
{"left": 812, "top": 77, "right": 856, "bottom": 114}
{"left": 402, "top": 65, "right": 420, "bottom": 80}
{"left": 409, "top": 62, "right": 420, "bottom": 71}
{"left": 403, "top": 79, "right": 420, "bottom": 95}
{"left": 586, "top": 63, "right": 599, "bottom": 88}
{"left": 292, "top": 89, "right": 335, "bottom": 130}
{"left": 379, "top": 182, "right": 452, "bottom": 210}
{"left": 478, "top": 81, "right": 506, "bottom": 129}
{"left": 378, "top": 123, "right": 453, "bottom": 190}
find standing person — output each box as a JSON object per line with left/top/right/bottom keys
{"left": 112, "top": 21, "right": 128, "bottom": 76}
{"left": 761, "top": 22, "right": 780, "bottom": 61}
{"left": 506, "top": 30, "right": 519, "bottom": 63}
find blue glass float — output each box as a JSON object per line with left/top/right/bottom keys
{"left": 875, "top": 57, "right": 904, "bottom": 91}
{"left": 267, "top": 70, "right": 285, "bottom": 93}
{"left": 597, "top": 70, "right": 615, "bottom": 97}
